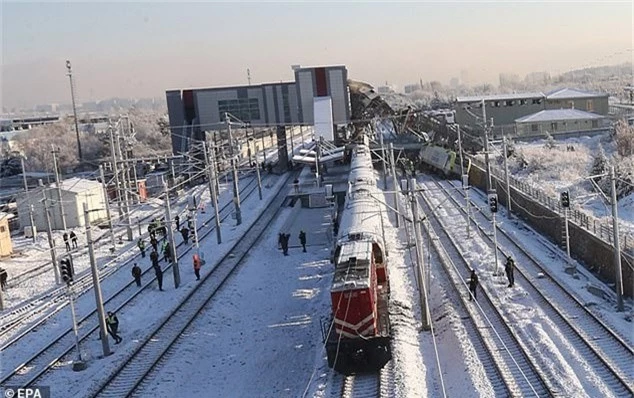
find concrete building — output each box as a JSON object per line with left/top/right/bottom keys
{"left": 166, "top": 65, "right": 350, "bottom": 155}
{"left": 545, "top": 88, "right": 609, "bottom": 115}
{"left": 515, "top": 109, "right": 606, "bottom": 137}
{"left": 16, "top": 177, "right": 107, "bottom": 231}
{"left": 454, "top": 88, "right": 609, "bottom": 136}
{"left": 0, "top": 213, "right": 13, "bottom": 257}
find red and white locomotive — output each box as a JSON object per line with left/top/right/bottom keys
{"left": 325, "top": 143, "right": 391, "bottom": 375}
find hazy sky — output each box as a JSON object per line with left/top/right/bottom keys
{"left": 2, "top": 1, "right": 632, "bottom": 109}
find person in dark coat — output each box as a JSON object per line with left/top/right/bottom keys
{"left": 505, "top": 256, "right": 515, "bottom": 287}
{"left": 152, "top": 261, "right": 163, "bottom": 291}
{"left": 150, "top": 250, "right": 159, "bottom": 267}
{"left": 63, "top": 232, "right": 70, "bottom": 251}
{"left": 281, "top": 233, "right": 289, "bottom": 256}
{"left": 137, "top": 238, "right": 146, "bottom": 258}
{"left": 175, "top": 214, "right": 181, "bottom": 230}
{"left": 0, "top": 267, "right": 7, "bottom": 291}
{"left": 468, "top": 269, "right": 479, "bottom": 301}
{"left": 131, "top": 263, "right": 142, "bottom": 287}
{"left": 299, "top": 230, "right": 307, "bottom": 252}
{"left": 150, "top": 236, "right": 158, "bottom": 252}
{"left": 180, "top": 227, "right": 190, "bottom": 244}
{"left": 106, "top": 311, "right": 122, "bottom": 344}
{"left": 69, "top": 231, "right": 78, "bottom": 249}
{"left": 163, "top": 241, "right": 171, "bottom": 263}
{"left": 278, "top": 233, "right": 284, "bottom": 249}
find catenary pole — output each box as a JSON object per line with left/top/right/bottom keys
{"left": 99, "top": 165, "right": 117, "bottom": 252}
{"left": 503, "top": 136, "right": 512, "bottom": 218}
{"left": 410, "top": 179, "right": 430, "bottom": 330}
{"left": 389, "top": 142, "right": 400, "bottom": 227}
{"left": 163, "top": 179, "right": 181, "bottom": 288}
{"left": 482, "top": 99, "right": 492, "bottom": 191}
{"left": 51, "top": 146, "right": 68, "bottom": 231}
{"left": 20, "top": 156, "right": 37, "bottom": 242}
{"left": 43, "top": 193, "right": 61, "bottom": 284}
{"left": 83, "top": 202, "right": 111, "bottom": 357}
{"left": 202, "top": 141, "right": 222, "bottom": 244}
{"left": 226, "top": 113, "right": 242, "bottom": 225}
{"left": 610, "top": 166, "right": 624, "bottom": 311}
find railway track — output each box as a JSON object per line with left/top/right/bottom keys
{"left": 424, "top": 177, "right": 634, "bottom": 396}
{"left": 0, "top": 183, "right": 209, "bottom": 341}
{"left": 417, "top": 182, "right": 553, "bottom": 397}
{"left": 0, "top": 173, "right": 266, "bottom": 390}
{"left": 89, "top": 172, "right": 295, "bottom": 398}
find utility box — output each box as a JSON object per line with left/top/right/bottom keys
{"left": 24, "top": 226, "right": 37, "bottom": 238}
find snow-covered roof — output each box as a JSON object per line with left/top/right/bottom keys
{"left": 456, "top": 92, "right": 545, "bottom": 103}
{"left": 515, "top": 109, "right": 604, "bottom": 123}
{"left": 546, "top": 88, "right": 607, "bottom": 99}
{"left": 50, "top": 177, "right": 102, "bottom": 194}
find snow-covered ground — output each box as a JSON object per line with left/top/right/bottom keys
{"left": 2, "top": 136, "right": 631, "bottom": 397}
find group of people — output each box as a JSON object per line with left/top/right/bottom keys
{"left": 468, "top": 256, "right": 516, "bottom": 301}
{"left": 62, "top": 231, "right": 78, "bottom": 251}
{"left": 278, "top": 230, "right": 307, "bottom": 255}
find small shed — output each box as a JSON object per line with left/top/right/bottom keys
{"left": 0, "top": 213, "right": 13, "bottom": 257}
{"left": 16, "top": 177, "right": 107, "bottom": 231}
{"left": 515, "top": 109, "right": 606, "bottom": 137}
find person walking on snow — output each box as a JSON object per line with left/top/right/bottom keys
{"left": 281, "top": 233, "right": 289, "bottom": 256}
{"left": 180, "top": 227, "right": 190, "bottom": 245}
{"left": 137, "top": 238, "right": 146, "bottom": 258}
{"left": 152, "top": 261, "right": 164, "bottom": 291}
{"left": 299, "top": 230, "right": 307, "bottom": 252}
{"left": 175, "top": 214, "right": 181, "bottom": 230}
{"left": 193, "top": 253, "right": 202, "bottom": 280}
{"left": 131, "top": 263, "right": 142, "bottom": 287}
{"left": 468, "top": 269, "right": 479, "bottom": 301}
{"left": 150, "top": 236, "right": 158, "bottom": 252}
{"left": 505, "top": 256, "right": 515, "bottom": 288}
{"left": 162, "top": 241, "right": 171, "bottom": 263}
{"left": 63, "top": 232, "right": 70, "bottom": 251}
{"left": 106, "top": 311, "right": 122, "bottom": 344}
{"left": 69, "top": 231, "right": 78, "bottom": 249}
{"left": 150, "top": 250, "right": 159, "bottom": 267}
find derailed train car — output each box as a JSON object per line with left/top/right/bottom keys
{"left": 325, "top": 144, "right": 391, "bottom": 375}
{"left": 418, "top": 144, "right": 471, "bottom": 177}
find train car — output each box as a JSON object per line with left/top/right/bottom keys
{"left": 325, "top": 143, "right": 392, "bottom": 375}
{"left": 418, "top": 144, "right": 471, "bottom": 177}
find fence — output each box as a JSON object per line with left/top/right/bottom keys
{"left": 470, "top": 156, "right": 634, "bottom": 255}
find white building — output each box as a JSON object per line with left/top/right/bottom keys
{"left": 16, "top": 177, "right": 107, "bottom": 231}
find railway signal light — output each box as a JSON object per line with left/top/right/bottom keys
{"left": 561, "top": 191, "right": 570, "bottom": 208}
{"left": 488, "top": 194, "right": 498, "bottom": 213}
{"left": 60, "top": 259, "right": 74, "bottom": 284}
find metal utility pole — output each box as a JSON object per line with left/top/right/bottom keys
{"left": 51, "top": 147, "right": 68, "bottom": 231}
{"left": 83, "top": 202, "right": 111, "bottom": 357}
{"left": 66, "top": 284, "right": 86, "bottom": 370}
{"left": 261, "top": 129, "right": 267, "bottom": 166}
{"left": 225, "top": 113, "right": 242, "bottom": 225}
{"left": 43, "top": 193, "right": 61, "bottom": 284}
{"left": 379, "top": 123, "right": 388, "bottom": 189}
{"left": 163, "top": 180, "right": 181, "bottom": 288}
{"left": 109, "top": 127, "right": 133, "bottom": 240}
{"left": 247, "top": 68, "right": 251, "bottom": 86}
{"left": 255, "top": 155, "right": 263, "bottom": 200}
{"left": 66, "top": 60, "right": 82, "bottom": 162}
{"left": 503, "top": 136, "right": 512, "bottom": 218}
{"left": 202, "top": 141, "right": 222, "bottom": 244}
{"left": 457, "top": 125, "right": 471, "bottom": 238}
{"left": 410, "top": 179, "right": 430, "bottom": 330}
{"left": 115, "top": 125, "right": 133, "bottom": 241}
{"left": 488, "top": 192, "right": 501, "bottom": 275}
{"left": 610, "top": 166, "right": 624, "bottom": 311}
{"left": 389, "top": 143, "right": 400, "bottom": 227}
{"left": 99, "top": 165, "right": 117, "bottom": 252}
{"left": 482, "top": 100, "right": 492, "bottom": 191}
{"left": 19, "top": 155, "right": 36, "bottom": 242}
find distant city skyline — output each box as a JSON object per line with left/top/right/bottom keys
{"left": 2, "top": 1, "right": 632, "bottom": 109}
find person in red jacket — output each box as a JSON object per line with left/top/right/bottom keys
{"left": 193, "top": 253, "right": 202, "bottom": 280}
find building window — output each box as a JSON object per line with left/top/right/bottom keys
{"left": 531, "top": 124, "right": 539, "bottom": 132}
{"left": 0, "top": 226, "right": 5, "bottom": 233}
{"left": 532, "top": 98, "right": 542, "bottom": 105}
{"left": 551, "top": 122, "right": 558, "bottom": 131}
{"left": 505, "top": 100, "right": 514, "bottom": 107}
{"left": 592, "top": 120, "right": 598, "bottom": 128}
{"left": 586, "top": 100, "right": 594, "bottom": 112}
{"left": 494, "top": 101, "right": 501, "bottom": 107}
{"left": 520, "top": 99, "right": 527, "bottom": 106}
{"left": 218, "top": 98, "right": 261, "bottom": 122}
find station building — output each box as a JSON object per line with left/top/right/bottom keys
{"left": 166, "top": 65, "right": 350, "bottom": 155}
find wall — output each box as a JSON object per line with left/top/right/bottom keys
{"left": 470, "top": 163, "right": 633, "bottom": 297}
